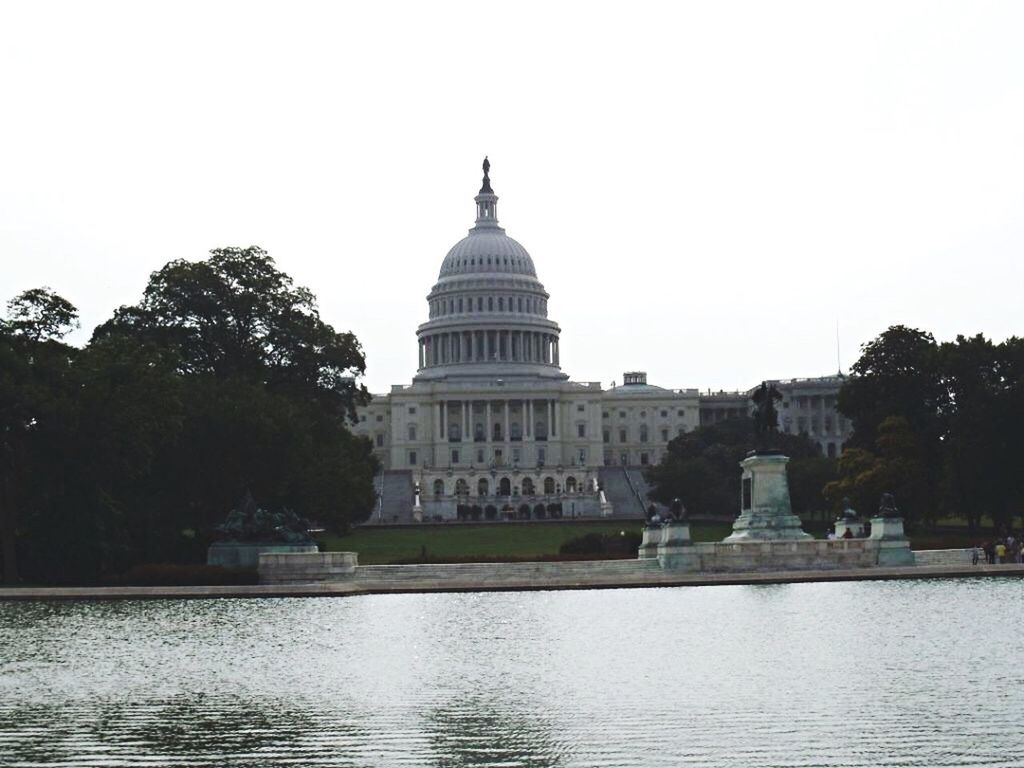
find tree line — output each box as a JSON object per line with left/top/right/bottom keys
{"left": 0, "top": 247, "right": 378, "bottom": 584}
{"left": 647, "top": 325, "right": 1024, "bottom": 532}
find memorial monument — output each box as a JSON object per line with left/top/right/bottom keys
{"left": 724, "top": 383, "right": 811, "bottom": 541}
{"left": 207, "top": 492, "right": 319, "bottom": 568}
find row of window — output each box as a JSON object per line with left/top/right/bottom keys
{"left": 409, "top": 446, "right": 588, "bottom": 467}
{"left": 603, "top": 426, "right": 685, "bottom": 444}
{"left": 602, "top": 409, "right": 686, "bottom": 420}
{"left": 432, "top": 475, "right": 583, "bottom": 497}
{"left": 429, "top": 294, "right": 547, "bottom": 318}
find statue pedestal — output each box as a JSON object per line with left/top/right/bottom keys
{"left": 724, "top": 452, "right": 811, "bottom": 542}
{"left": 207, "top": 542, "right": 318, "bottom": 569}
{"left": 638, "top": 524, "right": 663, "bottom": 559}
{"left": 834, "top": 518, "right": 865, "bottom": 539}
{"left": 657, "top": 522, "right": 699, "bottom": 569}
{"left": 869, "top": 516, "right": 915, "bottom": 566}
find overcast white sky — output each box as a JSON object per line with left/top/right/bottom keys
{"left": 2, "top": 1, "right": 1022, "bottom": 393}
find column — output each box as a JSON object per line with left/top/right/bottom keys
{"left": 527, "top": 400, "right": 533, "bottom": 438}
{"left": 554, "top": 339, "right": 559, "bottom": 366}
{"left": 551, "top": 400, "right": 557, "bottom": 438}
{"left": 435, "top": 402, "right": 442, "bottom": 441}
{"left": 486, "top": 401, "right": 492, "bottom": 447}
{"left": 504, "top": 401, "right": 510, "bottom": 445}
{"left": 462, "top": 401, "right": 468, "bottom": 440}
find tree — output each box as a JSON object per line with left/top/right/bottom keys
{"left": 824, "top": 416, "right": 931, "bottom": 526}
{"left": 93, "top": 246, "right": 377, "bottom": 539}
{"left": 0, "top": 289, "right": 80, "bottom": 583}
{"left": 95, "top": 246, "right": 368, "bottom": 419}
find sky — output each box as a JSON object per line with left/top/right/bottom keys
{"left": 2, "top": 1, "right": 1022, "bottom": 394}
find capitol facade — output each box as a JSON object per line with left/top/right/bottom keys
{"left": 353, "top": 161, "right": 851, "bottom": 522}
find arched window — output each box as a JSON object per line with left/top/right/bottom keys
{"left": 488, "top": 296, "right": 494, "bottom": 311}
{"left": 499, "top": 477, "right": 511, "bottom": 496}
{"left": 543, "top": 477, "right": 555, "bottom": 494}
{"left": 522, "top": 477, "right": 535, "bottom": 495}
{"left": 433, "top": 479, "right": 444, "bottom": 497}
{"left": 517, "top": 297, "right": 523, "bottom": 312}
{"left": 565, "top": 476, "right": 577, "bottom": 493}
{"left": 498, "top": 297, "right": 504, "bottom": 311}
{"left": 493, "top": 422, "right": 503, "bottom": 441}
{"left": 478, "top": 477, "right": 489, "bottom": 496}
{"left": 455, "top": 479, "right": 469, "bottom": 496}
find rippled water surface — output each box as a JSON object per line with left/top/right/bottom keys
{"left": 2, "top": 579, "right": 1023, "bottom": 767}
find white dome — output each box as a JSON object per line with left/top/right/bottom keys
{"left": 438, "top": 232, "right": 537, "bottom": 278}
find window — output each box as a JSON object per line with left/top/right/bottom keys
{"left": 408, "top": 451, "right": 417, "bottom": 466}
{"left": 639, "top": 425, "right": 648, "bottom": 443}
{"left": 640, "top": 411, "right": 646, "bottom": 419}
{"left": 458, "top": 298, "right": 463, "bottom": 312}
{"left": 375, "top": 434, "right": 384, "bottom": 447}
{"left": 477, "top": 449, "right": 485, "bottom": 463}
{"left": 602, "top": 411, "right": 609, "bottom": 419}
{"left": 619, "top": 411, "right": 626, "bottom": 419}
{"left": 512, "top": 448, "right": 521, "bottom": 463}
{"left": 660, "top": 410, "right": 667, "bottom": 418}
{"left": 517, "top": 297, "right": 523, "bottom": 312}
{"left": 578, "top": 449, "right": 586, "bottom": 464}
{"left": 640, "top": 452, "right": 649, "bottom": 466}
{"left": 603, "top": 429, "right": 610, "bottom": 444}
{"left": 577, "top": 423, "right": 586, "bottom": 438}
{"left": 477, "top": 297, "right": 482, "bottom": 311}
{"left": 619, "top": 429, "right": 627, "bottom": 443}
{"left": 677, "top": 409, "right": 684, "bottom": 417}
{"left": 498, "top": 297, "right": 504, "bottom": 311}
{"left": 488, "top": 297, "right": 494, "bottom": 311}
{"left": 433, "top": 479, "right": 444, "bottom": 497}
{"left": 376, "top": 414, "right": 383, "bottom": 422}
{"left": 678, "top": 426, "right": 685, "bottom": 437}
{"left": 538, "top": 447, "right": 546, "bottom": 464}
{"left": 577, "top": 404, "right": 585, "bottom": 412}
{"left": 661, "top": 429, "right": 669, "bottom": 442}
{"left": 408, "top": 406, "right": 417, "bottom": 414}
{"left": 451, "top": 449, "right": 459, "bottom": 464}
{"left": 408, "top": 424, "right": 417, "bottom": 441}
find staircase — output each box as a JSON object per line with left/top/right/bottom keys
{"left": 624, "top": 467, "right": 669, "bottom": 518}
{"left": 372, "top": 470, "right": 415, "bottom": 524}
{"left": 597, "top": 466, "right": 646, "bottom": 518}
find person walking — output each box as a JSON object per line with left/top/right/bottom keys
{"left": 995, "top": 540, "right": 1007, "bottom": 564}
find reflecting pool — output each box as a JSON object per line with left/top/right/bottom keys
{"left": 1, "top": 578, "right": 1023, "bottom": 767}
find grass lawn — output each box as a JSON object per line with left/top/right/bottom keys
{"left": 320, "top": 520, "right": 734, "bottom": 564}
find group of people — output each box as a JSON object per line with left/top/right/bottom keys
{"left": 975, "top": 535, "right": 1023, "bottom": 564}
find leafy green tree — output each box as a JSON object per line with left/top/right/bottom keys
{"left": 94, "top": 246, "right": 377, "bottom": 539}
{"left": 824, "top": 416, "right": 930, "bottom": 526}
{"left": 96, "top": 246, "right": 368, "bottom": 418}
{"left": 0, "top": 288, "right": 80, "bottom": 583}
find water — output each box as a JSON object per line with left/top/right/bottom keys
{"left": 1, "top": 578, "right": 1022, "bottom": 767}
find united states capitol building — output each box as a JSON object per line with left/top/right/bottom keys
{"left": 353, "top": 161, "right": 851, "bottom": 522}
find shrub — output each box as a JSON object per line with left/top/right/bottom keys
{"left": 107, "top": 563, "right": 258, "bottom": 586}
{"left": 559, "top": 531, "right": 642, "bottom": 557}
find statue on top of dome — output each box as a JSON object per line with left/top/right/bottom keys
{"left": 480, "top": 156, "right": 493, "bottom": 194}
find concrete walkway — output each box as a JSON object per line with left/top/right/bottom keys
{"left": 1, "top": 563, "right": 1023, "bottom": 601}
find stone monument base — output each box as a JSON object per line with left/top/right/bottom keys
{"left": 870, "top": 516, "right": 915, "bottom": 566}
{"left": 207, "top": 542, "right": 318, "bottom": 569}
{"left": 654, "top": 537, "right": 913, "bottom": 572}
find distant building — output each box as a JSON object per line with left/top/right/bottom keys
{"left": 352, "top": 162, "right": 850, "bottom": 521}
